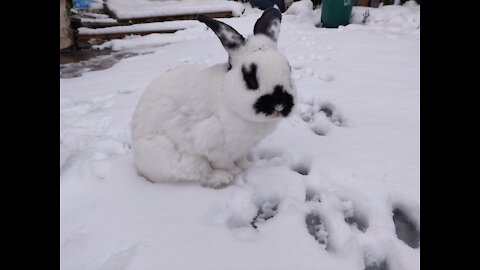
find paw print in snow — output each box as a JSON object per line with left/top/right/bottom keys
{"left": 251, "top": 200, "right": 279, "bottom": 229}
{"left": 392, "top": 207, "right": 420, "bottom": 249}
{"left": 305, "top": 212, "right": 329, "bottom": 248}
{"left": 342, "top": 199, "right": 368, "bottom": 233}
{"left": 299, "top": 100, "right": 345, "bottom": 136}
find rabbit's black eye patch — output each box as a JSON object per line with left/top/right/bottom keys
{"left": 242, "top": 63, "right": 259, "bottom": 90}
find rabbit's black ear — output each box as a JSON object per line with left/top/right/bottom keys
{"left": 198, "top": 15, "right": 245, "bottom": 54}
{"left": 253, "top": 7, "right": 282, "bottom": 43}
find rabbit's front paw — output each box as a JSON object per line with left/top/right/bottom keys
{"left": 228, "top": 165, "right": 243, "bottom": 176}
{"left": 235, "top": 156, "right": 253, "bottom": 171}
{"left": 201, "top": 170, "right": 234, "bottom": 189}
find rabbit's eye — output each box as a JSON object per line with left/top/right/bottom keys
{"left": 242, "top": 63, "right": 259, "bottom": 90}
{"left": 252, "top": 46, "right": 265, "bottom": 53}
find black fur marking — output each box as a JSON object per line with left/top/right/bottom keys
{"left": 254, "top": 85, "right": 294, "bottom": 117}
{"left": 198, "top": 15, "right": 245, "bottom": 51}
{"left": 242, "top": 63, "right": 259, "bottom": 90}
{"left": 253, "top": 8, "right": 282, "bottom": 42}
{"left": 227, "top": 57, "right": 232, "bottom": 71}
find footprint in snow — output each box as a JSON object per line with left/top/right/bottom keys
{"left": 291, "top": 161, "right": 310, "bottom": 176}
{"left": 364, "top": 260, "right": 389, "bottom": 270}
{"left": 305, "top": 212, "right": 330, "bottom": 250}
{"left": 299, "top": 100, "right": 345, "bottom": 136}
{"left": 250, "top": 200, "right": 279, "bottom": 229}
{"left": 341, "top": 200, "right": 368, "bottom": 233}
{"left": 305, "top": 189, "right": 322, "bottom": 203}
{"left": 392, "top": 207, "right": 420, "bottom": 249}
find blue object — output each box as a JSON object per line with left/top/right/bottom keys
{"left": 73, "top": 0, "right": 95, "bottom": 9}
{"left": 250, "top": 0, "right": 286, "bottom": 12}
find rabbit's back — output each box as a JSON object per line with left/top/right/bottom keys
{"left": 132, "top": 64, "right": 226, "bottom": 143}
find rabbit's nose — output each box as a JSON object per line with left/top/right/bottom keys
{"left": 275, "top": 105, "right": 284, "bottom": 112}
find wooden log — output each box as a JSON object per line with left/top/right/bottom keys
{"left": 79, "top": 20, "right": 124, "bottom": 29}
{"left": 115, "top": 11, "right": 233, "bottom": 24}
{"left": 77, "top": 29, "right": 182, "bottom": 41}
{"left": 356, "top": 0, "right": 370, "bottom": 7}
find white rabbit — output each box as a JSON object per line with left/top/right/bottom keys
{"left": 132, "top": 8, "right": 297, "bottom": 188}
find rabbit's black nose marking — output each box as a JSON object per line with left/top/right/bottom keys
{"left": 242, "top": 63, "right": 259, "bottom": 90}
{"left": 254, "top": 85, "right": 294, "bottom": 117}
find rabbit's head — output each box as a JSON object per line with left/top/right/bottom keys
{"left": 199, "top": 8, "right": 296, "bottom": 123}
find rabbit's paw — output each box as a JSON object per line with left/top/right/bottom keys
{"left": 201, "top": 170, "right": 235, "bottom": 189}
{"left": 235, "top": 155, "right": 254, "bottom": 171}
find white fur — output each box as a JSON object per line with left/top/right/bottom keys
{"left": 132, "top": 24, "right": 296, "bottom": 188}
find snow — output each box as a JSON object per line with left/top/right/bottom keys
{"left": 61, "top": 2, "right": 420, "bottom": 270}
{"left": 350, "top": 3, "right": 420, "bottom": 30}
{"left": 106, "top": 0, "right": 245, "bottom": 19}
{"left": 285, "top": 0, "right": 313, "bottom": 16}
{"left": 93, "top": 28, "right": 206, "bottom": 51}
{"left": 80, "top": 17, "right": 118, "bottom": 24}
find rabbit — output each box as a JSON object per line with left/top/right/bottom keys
{"left": 131, "top": 8, "right": 297, "bottom": 188}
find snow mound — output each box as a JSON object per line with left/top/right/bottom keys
{"left": 350, "top": 1, "right": 420, "bottom": 31}
{"left": 285, "top": 0, "right": 313, "bottom": 16}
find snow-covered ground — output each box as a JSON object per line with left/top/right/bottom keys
{"left": 60, "top": 1, "right": 420, "bottom": 270}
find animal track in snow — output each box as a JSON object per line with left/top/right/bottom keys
{"left": 305, "top": 189, "right": 322, "bottom": 202}
{"left": 392, "top": 207, "right": 420, "bottom": 248}
{"left": 299, "top": 100, "right": 345, "bottom": 136}
{"left": 305, "top": 212, "right": 329, "bottom": 249}
{"left": 318, "top": 102, "right": 344, "bottom": 126}
{"left": 342, "top": 200, "right": 368, "bottom": 233}
{"left": 365, "top": 260, "right": 389, "bottom": 270}
{"left": 291, "top": 164, "right": 309, "bottom": 176}
{"left": 345, "top": 213, "right": 368, "bottom": 233}
{"left": 221, "top": 182, "right": 418, "bottom": 267}
{"left": 250, "top": 200, "right": 279, "bottom": 229}
{"left": 290, "top": 159, "right": 311, "bottom": 176}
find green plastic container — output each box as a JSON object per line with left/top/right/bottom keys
{"left": 321, "top": 0, "right": 354, "bottom": 28}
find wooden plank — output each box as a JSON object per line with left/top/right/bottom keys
{"left": 79, "top": 20, "right": 125, "bottom": 29}
{"left": 370, "top": 0, "right": 380, "bottom": 8}
{"left": 77, "top": 29, "right": 182, "bottom": 41}
{"left": 356, "top": 0, "right": 370, "bottom": 6}
{"left": 116, "top": 11, "right": 233, "bottom": 24}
